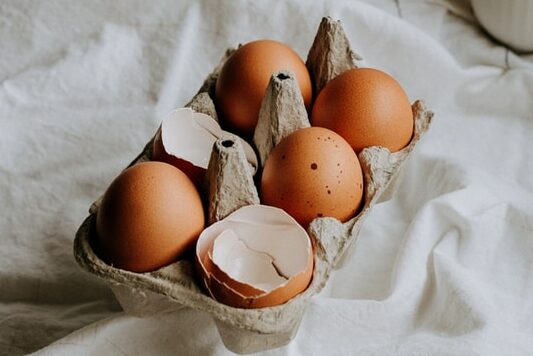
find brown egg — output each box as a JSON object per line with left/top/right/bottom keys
{"left": 95, "top": 161, "right": 205, "bottom": 273}
{"left": 215, "top": 40, "right": 312, "bottom": 138}
{"left": 261, "top": 127, "right": 364, "bottom": 227}
{"left": 311, "top": 68, "right": 413, "bottom": 153}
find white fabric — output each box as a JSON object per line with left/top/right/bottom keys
{"left": 1, "top": 0, "right": 532, "bottom": 355}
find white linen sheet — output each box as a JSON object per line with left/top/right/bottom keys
{"left": 1, "top": 0, "right": 532, "bottom": 355}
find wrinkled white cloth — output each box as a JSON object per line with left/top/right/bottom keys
{"left": 1, "top": 0, "right": 532, "bottom": 355}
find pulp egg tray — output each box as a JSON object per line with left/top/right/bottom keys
{"left": 74, "top": 17, "right": 433, "bottom": 354}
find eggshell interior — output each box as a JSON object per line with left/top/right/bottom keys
{"left": 152, "top": 108, "right": 259, "bottom": 187}
{"left": 212, "top": 229, "right": 288, "bottom": 292}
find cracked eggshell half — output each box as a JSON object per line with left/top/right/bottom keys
{"left": 196, "top": 205, "right": 313, "bottom": 308}
{"left": 152, "top": 108, "right": 258, "bottom": 188}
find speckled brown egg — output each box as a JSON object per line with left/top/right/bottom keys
{"left": 311, "top": 68, "right": 413, "bottom": 153}
{"left": 215, "top": 40, "right": 312, "bottom": 138}
{"left": 260, "top": 127, "right": 364, "bottom": 227}
{"left": 95, "top": 161, "right": 205, "bottom": 273}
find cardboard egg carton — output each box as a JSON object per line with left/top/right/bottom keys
{"left": 74, "top": 17, "right": 433, "bottom": 354}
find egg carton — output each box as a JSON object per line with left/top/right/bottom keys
{"left": 74, "top": 17, "right": 433, "bottom": 354}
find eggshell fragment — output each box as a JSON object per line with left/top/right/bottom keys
{"left": 152, "top": 108, "right": 258, "bottom": 188}
{"left": 208, "top": 229, "right": 286, "bottom": 296}
{"left": 196, "top": 205, "right": 314, "bottom": 308}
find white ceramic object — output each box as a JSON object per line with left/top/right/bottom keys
{"left": 73, "top": 17, "right": 433, "bottom": 354}
{"left": 471, "top": 0, "right": 533, "bottom": 52}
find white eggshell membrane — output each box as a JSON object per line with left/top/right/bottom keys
{"left": 212, "top": 229, "right": 287, "bottom": 292}
{"left": 161, "top": 108, "right": 258, "bottom": 172}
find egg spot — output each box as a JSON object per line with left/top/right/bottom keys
{"left": 281, "top": 154, "right": 286, "bottom": 160}
{"left": 311, "top": 163, "right": 318, "bottom": 170}
{"left": 317, "top": 213, "right": 323, "bottom": 217}
{"left": 327, "top": 190, "right": 331, "bottom": 194}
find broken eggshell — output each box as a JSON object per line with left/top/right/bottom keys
{"left": 196, "top": 205, "right": 314, "bottom": 309}
{"left": 152, "top": 108, "right": 258, "bottom": 188}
